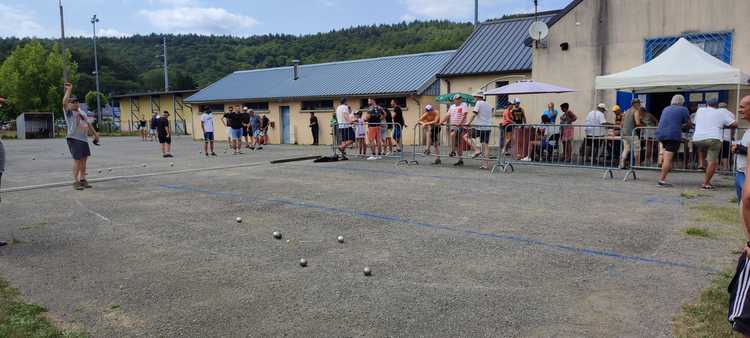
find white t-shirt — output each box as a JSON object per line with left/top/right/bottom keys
{"left": 692, "top": 107, "right": 735, "bottom": 142}
{"left": 718, "top": 108, "right": 735, "bottom": 141}
{"left": 200, "top": 113, "right": 214, "bottom": 132}
{"left": 472, "top": 100, "right": 493, "bottom": 130}
{"left": 449, "top": 102, "right": 469, "bottom": 126}
{"left": 736, "top": 131, "right": 750, "bottom": 173}
{"left": 584, "top": 110, "right": 608, "bottom": 136}
{"left": 335, "top": 104, "right": 351, "bottom": 128}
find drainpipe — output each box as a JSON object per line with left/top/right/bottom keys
{"left": 593, "top": 0, "right": 609, "bottom": 107}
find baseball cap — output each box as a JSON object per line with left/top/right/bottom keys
{"left": 425, "top": 104, "right": 433, "bottom": 112}
{"left": 514, "top": 98, "right": 521, "bottom": 104}
{"left": 453, "top": 94, "right": 462, "bottom": 100}
{"left": 597, "top": 103, "right": 607, "bottom": 109}
{"left": 473, "top": 91, "right": 484, "bottom": 98}
{"left": 612, "top": 105, "right": 621, "bottom": 112}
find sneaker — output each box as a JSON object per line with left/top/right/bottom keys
{"left": 73, "top": 181, "right": 84, "bottom": 190}
{"left": 376, "top": 156, "right": 383, "bottom": 160}
{"left": 211, "top": 152, "right": 217, "bottom": 156}
{"left": 258, "top": 147, "right": 263, "bottom": 150}
{"left": 472, "top": 152, "right": 481, "bottom": 159}
{"left": 432, "top": 158, "right": 442, "bottom": 165}
{"left": 163, "top": 154, "right": 169, "bottom": 158}
{"left": 340, "top": 155, "right": 349, "bottom": 161}
{"left": 80, "top": 180, "right": 92, "bottom": 189}
{"left": 0, "top": 241, "right": 6, "bottom": 247}
{"left": 423, "top": 149, "right": 431, "bottom": 156}
{"left": 520, "top": 157, "right": 532, "bottom": 162}
{"left": 367, "top": 156, "right": 377, "bottom": 161}
{"left": 701, "top": 185, "right": 715, "bottom": 190}
{"left": 657, "top": 181, "right": 673, "bottom": 187}
{"left": 165, "top": 154, "right": 174, "bottom": 158}
{"left": 449, "top": 151, "right": 456, "bottom": 157}
{"left": 454, "top": 160, "right": 464, "bottom": 167}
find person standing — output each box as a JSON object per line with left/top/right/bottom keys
{"left": 365, "top": 98, "right": 384, "bottom": 160}
{"left": 500, "top": 103, "right": 514, "bottom": 155}
{"left": 149, "top": 112, "right": 159, "bottom": 142}
{"left": 63, "top": 82, "right": 100, "bottom": 190}
{"left": 542, "top": 102, "right": 559, "bottom": 124}
{"left": 156, "top": 111, "right": 173, "bottom": 158}
{"left": 383, "top": 102, "right": 395, "bottom": 155}
{"left": 468, "top": 92, "right": 493, "bottom": 169}
{"left": 309, "top": 112, "right": 319, "bottom": 145}
{"left": 655, "top": 95, "right": 691, "bottom": 187}
{"left": 559, "top": 103, "right": 577, "bottom": 162}
{"left": 241, "top": 107, "right": 252, "bottom": 149}
{"left": 732, "top": 96, "right": 750, "bottom": 202}
{"left": 391, "top": 100, "right": 405, "bottom": 153}
{"left": 728, "top": 95, "right": 750, "bottom": 338}
{"left": 693, "top": 98, "right": 736, "bottom": 190}
{"left": 222, "top": 106, "right": 233, "bottom": 152}
{"left": 249, "top": 110, "right": 262, "bottom": 150}
{"left": 335, "top": 98, "right": 355, "bottom": 158}
{"left": 442, "top": 94, "right": 469, "bottom": 166}
{"left": 620, "top": 99, "right": 643, "bottom": 169}
{"left": 418, "top": 104, "right": 441, "bottom": 164}
{"left": 200, "top": 106, "right": 216, "bottom": 157}
{"left": 260, "top": 114, "right": 270, "bottom": 146}
{"left": 227, "top": 107, "right": 243, "bottom": 155}
{"left": 584, "top": 103, "right": 609, "bottom": 164}
{"left": 139, "top": 118, "right": 148, "bottom": 141}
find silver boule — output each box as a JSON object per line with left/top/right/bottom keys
{"left": 299, "top": 258, "right": 307, "bottom": 267}
{"left": 337, "top": 235, "right": 344, "bottom": 243}
{"left": 273, "top": 231, "right": 282, "bottom": 239}
{"left": 363, "top": 267, "right": 372, "bottom": 276}
{"left": 235, "top": 217, "right": 242, "bottom": 223}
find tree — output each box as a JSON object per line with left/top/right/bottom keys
{"left": 0, "top": 41, "right": 77, "bottom": 120}
{"left": 84, "top": 91, "right": 108, "bottom": 113}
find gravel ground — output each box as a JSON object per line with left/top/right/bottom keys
{"left": 0, "top": 136, "right": 740, "bottom": 337}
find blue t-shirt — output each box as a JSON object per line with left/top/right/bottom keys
{"left": 543, "top": 109, "right": 559, "bottom": 124}
{"left": 250, "top": 115, "right": 260, "bottom": 129}
{"left": 656, "top": 105, "right": 689, "bottom": 141}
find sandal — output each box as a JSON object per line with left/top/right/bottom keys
{"left": 701, "top": 185, "right": 715, "bottom": 190}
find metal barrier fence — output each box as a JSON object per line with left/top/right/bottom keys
{"left": 331, "top": 122, "right": 406, "bottom": 164}
{"left": 410, "top": 123, "right": 502, "bottom": 169}
{"left": 624, "top": 127, "right": 747, "bottom": 180}
{"left": 495, "top": 124, "right": 623, "bottom": 178}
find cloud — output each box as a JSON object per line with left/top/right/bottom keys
{"left": 97, "top": 28, "right": 130, "bottom": 38}
{"left": 140, "top": 7, "right": 259, "bottom": 35}
{"left": 0, "top": 4, "right": 48, "bottom": 37}
{"left": 400, "top": 0, "right": 561, "bottom": 20}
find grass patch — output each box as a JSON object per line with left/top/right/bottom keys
{"left": 674, "top": 271, "right": 740, "bottom": 337}
{"left": 109, "top": 304, "right": 120, "bottom": 310}
{"left": 681, "top": 191, "right": 698, "bottom": 199}
{"left": 0, "top": 278, "right": 86, "bottom": 337}
{"left": 685, "top": 227, "right": 714, "bottom": 238}
{"left": 692, "top": 204, "right": 740, "bottom": 225}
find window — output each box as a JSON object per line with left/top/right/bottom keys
{"left": 358, "top": 97, "right": 407, "bottom": 110}
{"left": 494, "top": 81, "right": 510, "bottom": 110}
{"left": 243, "top": 102, "right": 269, "bottom": 111}
{"left": 644, "top": 32, "right": 732, "bottom": 63}
{"left": 207, "top": 104, "right": 225, "bottom": 113}
{"left": 301, "top": 100, "right": 334, "bottom": 111}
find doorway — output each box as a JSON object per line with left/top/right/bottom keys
{"left": 280, "top": 106, "right": 290, "bottom": 144}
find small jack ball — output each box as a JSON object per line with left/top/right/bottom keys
{"left": 169, "top": 162, "right": 174, "bottom": 167}
{"left": 273, "top": 231, "right": 282, "bottom": 239}
{"left": 363, "top": 267, "right": 372, "bottom": 276}
{"left": 142, "top": 164, "right": 147, "bottom": 167}
{"left": 97, "top": 169, "right": 102, "bottom": 174}
{"left": 235, "top": 217, "right": 242, "bottom": 223}
{"left": 337, "top": 236, "right": 344, "bottom": 243}
{"left": 32, "top": 157, "right": 36, "bottom": 160}
{"left": 299, "top": 258, "right": 307, "bottom": 267}
{"left": 107, "top": 168, "right": 112, "bottom": 172}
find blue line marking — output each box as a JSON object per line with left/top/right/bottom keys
{"left": 159, "top": 184, "right": 717, "bottom": 273}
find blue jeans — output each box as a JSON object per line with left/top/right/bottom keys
{"left": 737, "top": 172, "right": 745, "bottom": 203}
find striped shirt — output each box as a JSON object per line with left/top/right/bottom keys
{"left": 449, "top": 103, "right": 468, "bottom": 126}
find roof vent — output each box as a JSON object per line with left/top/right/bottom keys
{"left": 292, "top": 59, "right": 300, "bottom": 80}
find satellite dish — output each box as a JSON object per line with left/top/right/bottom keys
{"left": 528, "top": 21, "right": 549, "bottom": 40}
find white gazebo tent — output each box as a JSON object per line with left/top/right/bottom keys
{"left": 595, "top": 38, "right": 750, "bottom": 112}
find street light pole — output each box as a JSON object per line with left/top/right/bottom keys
{"left": 162, "top": 36, "right": 169, "bottom": 92}
{"left": 91, "top": 14, "right": 102, "bottom": 130}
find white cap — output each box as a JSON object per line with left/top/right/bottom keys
{"left": 597, "top": 103, "right": 607, "bottom": 109}
{"left": 425, "top": 104, "right": 433, "bottom": 112}
{"left": 514, "top": 98, "right": 521, "bottom": 104}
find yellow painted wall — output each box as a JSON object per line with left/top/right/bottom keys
{"left": 119, "top": 94, "right": 194, "bottom": 134}
{"left": 530, "top": 0, "right": 750, "bottom": 122}
{"left": 438, "top": 73, "right": 531, "bottom": 121}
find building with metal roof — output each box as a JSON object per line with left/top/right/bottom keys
{"left": 183, "top": 51, "right": 453, "bottom": 145}
{"left": 436, "top": 12, "right": 558, "bottom": 112}
{"left": 112, "top": 89, "right": 198, "bottom": 135}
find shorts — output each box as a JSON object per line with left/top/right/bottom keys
{"left": 723, "top": 141, "right": 732, "bottom": 159}
{"left": 694, "top": 139, "right": 722, "bottom": 162}
{"left": 158, "top": 133, "right": 171, "bottom": 144}
{"left": 368, "top": 126, "right": 381, "bottom": 141}
{"left": 622, "top": 136, "right": 641, "bottom": 151}
{"left": 429, "top": 126, "right": 441, "bottom": 145}
{"left": 339, "top": 127, "right": 355, "bottom": 142}
{"left": 450, "top": 127, "right": 465, "bottom": 144}
{"left": 149, "top": 128, "right": 156, "bottom": 135}
{"left": 229, "top": 128, "right": 242, "bottom": 140}
{"left": 203, "top": 132, "right": 214, "bottom": 142}
{"left": 66, "top": 138, "right": 91, "bottom": 160}
{"left": 242, "top": 127, "right": 250, "bottom": 137}
{"left": 253, "top": 130, "right": 262, "bottom": 138}
{"left": 660, "top": 140, "right": 680, "bottom": 153}
{"left": 393, "top": 125, "right": 402, "bottom": 141}
{"left": 471, "top": 129, "right": 491, "bottom": 144}
{"left": 380, "top": 126, "right": 387, "bottom": 139}
{"left": 728, "top": 254, "right": 750, "bottom": 336}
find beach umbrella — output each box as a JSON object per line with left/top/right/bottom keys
{"left": 484, "top": 81, "right": 575, "bottom": 95}
{"left": 436, "top": 93, "right": 476, "bottom": 104}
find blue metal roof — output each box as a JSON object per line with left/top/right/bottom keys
{"left": 437, "top": 13, "right": 557, "bottom": 77}
{"left": 185, "top": 50, "right": 454, "bottom": 103}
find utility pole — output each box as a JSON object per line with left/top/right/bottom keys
{"left": 161, "top": 36, "right": 169, "bottom": 92}
{"left": 59, "top": 0, "right": 68, "bottom": 83}
{"left": 474, "top": 0, "right": 479, "bottom": 26}
{"left": 91, "top": 14, "right": 102, "bottom": 130}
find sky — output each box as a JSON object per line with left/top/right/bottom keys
{"left": 0, "top": 0, "right": 569, "bottom": 38}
